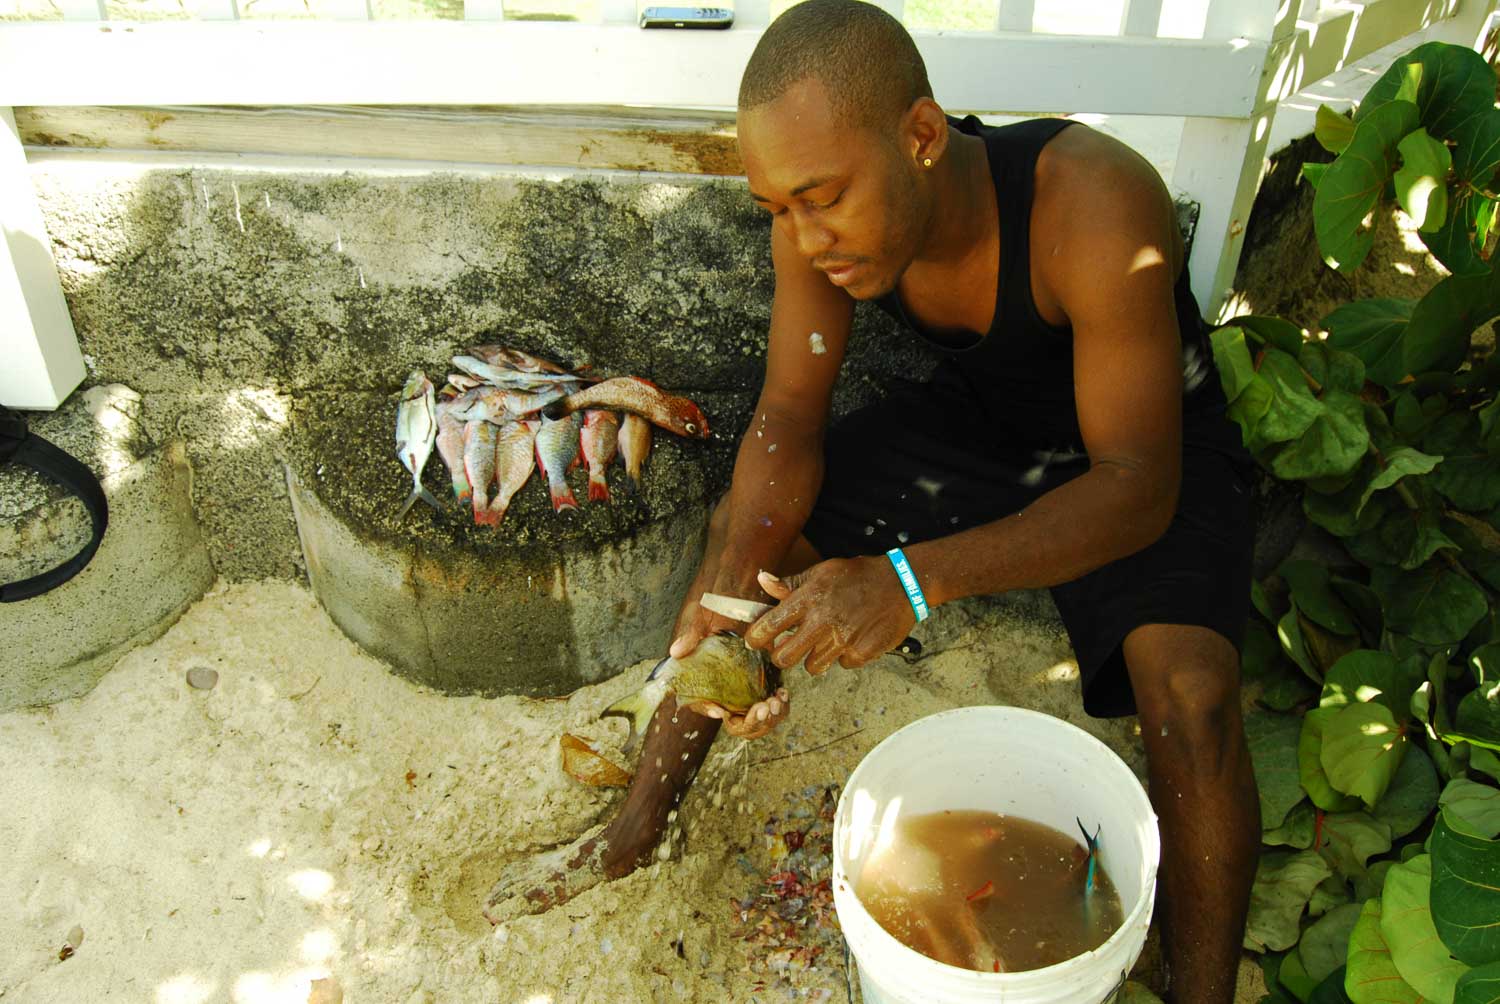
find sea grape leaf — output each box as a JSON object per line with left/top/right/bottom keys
{"left": 1238, "top": 314, "right": 1310, "bottom": 355}
{"left": 1431, "top": 814, "right": 1500, "bottom": 967}
{"left": 1246, "top": 850, "right": 1336, "bottom": 953}
{"left": 1404, "top": 267, "right": 1500, "bottom": 379}
{"left": 1359, "top": 42, "right": 1497, "bottom": 146}
{"left": 1346, "top": 898, "right": 1426, "bottom": 1004}
{"left": 1373, "top": 745, "right": 1441, "bottom": 840}
{"left": 1425, "top": 193, "right": 1492, "bottom": 278}
{"left": 1432, "top": 455, "right": 1500, "bottom": 513}
{"left": 1381, "top": 854, "right": 1469, "bottom": 1002}
{"left": 1373, "top": 565, "right": 1489, "bottom": 646}
{"left": 1454, "top": 960, "right": 1500, "bottom": 1004}
{"left": 1260, "top": 348, "right": 1327, "bottom": 444}
{"left": 1300, "top": 340, "right": 1368, "bottom": 395}
{"left": 1267, "top": 800, "right": 1318, "bottom": 849}
{"left": 1311, "top": 874, "right": 1354, "bottom": 917}
{"left": 1354, "top": 860, "right": 1396, "bottom": 903}
{"left": 1284, "top": 947, "right": 1321, "bottom": 1000}
{"left": 1285, "top": 561, "right": 1361, "bottom": 635}
{"left": 1319, "top": 811, "right": 1394, "bottom": 878}
{"left": 1453, "top": 689, "right": 1500, "bottom": 750}
{"left": 1473, "top": 748, "right": 1500, "bottom": 786}
{"left": 1305, "top": 617, "right": 1364, "bottom": 679}
{"left": 1250, "top": 708, "right": 1310, "bottom": 830}
{"left": 1282, "top": 609, "right": 1325, "bottom": 684}
{"left": 1439, "top": 780, "right": 1500, "bottom": 840}
{"left": 1316, "top": 100, "right": 1421, "bottom": 272}
{"left": 1304, "top": 707, "right": 1366, "bottom": 813}
{"left": 1347, "top": 500, "right": 1459, "bottom": 572}
{"left": 1395, "top": 128, "right": 1452, "bottom": 232}
{"left": 1331, "top": 577, "right": 1385, "bottom": 647}
{"left": 1322, "top": 650, "right": 1424, "bottom": 719}
{"left": 1317, "top": 104, "right": 1357, "bottom": 154}
{"left": 1311, "top": 966, "right": 1355, "bottom": 1003}
{"left": 1305, "top": 905, "right": 1365, "bottom": 982}
{"left": 1323, "top": 702, "right": 1409, "bottom": 808}
{"left": 1359, "top": 447, "right": 1444, "bottom": 516}
{"left": 1307, "top": 463, "right": 1387, "bottom": 538}
{"left": 1305, "top": 161, "right": 1331, "bottom": 190}
{"left": 1271, "top": 390, "right": 1371, "bottom": 482}
{"left": 1474, "top": 645, "right": 1500, "bottom": 688}
{"left": 1214, "top": 325, "right": 1259, "bottom": 403}
{"left": 1323, "top": 298, "right": 1418, "bottom": 388}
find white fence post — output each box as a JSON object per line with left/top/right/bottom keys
{"left": 1, "top": 108, "right": 85, "bottom": 411}
{"left": 1175, "top": 0, "right": 1298, "bottom": 321}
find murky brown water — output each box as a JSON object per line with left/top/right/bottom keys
{"left": 853, "top": 809, "right": 1124, "bottom": 973}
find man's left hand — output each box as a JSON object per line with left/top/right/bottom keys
{"left": 743, "top": 560, "right": 915, "bottom": 674}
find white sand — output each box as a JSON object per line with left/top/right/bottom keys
{"left": 0, "top": 581, "right": 1263, "bottom": 1003}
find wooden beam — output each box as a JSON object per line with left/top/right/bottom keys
{"left": 0, "top": 108, "right": 85, "bottom": 411}
{"left": 0, "top": 22, "right": 1268, "bottom": 117}
{"left": 15, "top": 104, "right": 748, "bottom": 174}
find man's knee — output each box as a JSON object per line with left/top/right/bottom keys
{"left": 1128, "top": 630, "right": 1244, "bottom": 778}
{"left": 709, "top": 493, "right": 730, "bottom": 534}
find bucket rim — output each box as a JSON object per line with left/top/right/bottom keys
{"left": 831, "top": 705, "right": 1161, "bottom": 988}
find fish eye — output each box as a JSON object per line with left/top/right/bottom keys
{"left": 684, "top": 421, "right": 698, "bottom": 435}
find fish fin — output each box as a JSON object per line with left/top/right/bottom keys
{"left": 552, "top": 487, "right": 580, "bottom": 513}
{"left": 588, "top": 477, "right": 610, "bottom": 503}
{"left": 418, "top": 487, "right": 442, "bottom": 512}
{"left": 600, "top": 692, "right": 655, "bottom": 749}
{"left": 397, "top": 486, "right": 437, "bottom": 519}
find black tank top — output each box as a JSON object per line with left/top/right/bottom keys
{"left": 874, "top": 116, "right": 1221, "bottom": 453}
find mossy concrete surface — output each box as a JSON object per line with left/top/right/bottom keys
{"left": 0, "top": 387, "right": 215, "bottom": 711}
{"left": 25, "top": 158, "right": 938, "bottom": 695}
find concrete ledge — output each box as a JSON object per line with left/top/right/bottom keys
{"left": 0, "top": 437, "right": 215, "bottom": 711}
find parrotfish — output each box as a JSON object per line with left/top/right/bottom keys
{"left": 434, "top": 402, "right": 471, "bottom": 506}
{"left": 463, "top": 420, "right": 500, "bottom": 527}
{"left": 580, "top": 410, "right": 621, "bottom": 503}
{"left": 489, "top": 420, "right": 538, "bottom": 525}
{"left": 544, "top": 377, "right": 709, "bottom": 439}
{"left": 534, "top": 413, "right": 582, "bottom": 513}
{"left": 618, "top": 412, "right": 652, "bottom": 489}
{"left": 394, "top": 371, "right": 441, "bottom": 518}
{"left": 447, "top": 384, "right": 570, "bottom": 425}
{"left": 601, "top": 633, "right": 771, "bottom": 750}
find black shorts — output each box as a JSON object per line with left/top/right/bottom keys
{"left": 801, "top": 376, "right": 1255, "bottom": 719}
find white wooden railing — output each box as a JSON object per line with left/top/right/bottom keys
{"left": 0, "top": 0, "right": 1494, "bottom": 408}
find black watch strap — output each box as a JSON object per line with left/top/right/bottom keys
{"left": 1, "top": 406, "right": 109, "bottom": 602}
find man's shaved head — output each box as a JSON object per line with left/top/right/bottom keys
{"left": 738, "top": 0, "right": 932, "bottom": 131}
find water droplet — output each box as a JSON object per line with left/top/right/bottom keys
{"left": 767, "top": 443, "right": 778, "bottom": 453}
{"left": 897, "top": 531, "right": 910, "bottom": 544}
{"left": 864, "top": 526, "right": 874, "bottom": 536}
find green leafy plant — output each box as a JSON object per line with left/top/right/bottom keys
{"left": 1212, "top": 41, "right": 1500, "bottom": 1004}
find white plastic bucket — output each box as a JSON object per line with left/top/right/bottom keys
{"left": 832, "top": 706, "right": 1159, "bottom": 1004}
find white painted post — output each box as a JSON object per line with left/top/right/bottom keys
{"left": 995, "top": 0, "right": 1033, "bottom": 33}
{"left": 1174, "top": 0, "right": 1298, "bottom": 320}
{"left": 1119, "top": 0, "right": 1162, "bottom": 37}
{"left": 0, "top": 109, "right": 86, "bottom": 411}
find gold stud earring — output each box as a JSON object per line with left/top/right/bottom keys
{"left": 922, "top": 157, "right": 933, "bottom": 167}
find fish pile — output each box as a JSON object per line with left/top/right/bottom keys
{"left": 393, "top": 346, "right": 712, "bottom": 526}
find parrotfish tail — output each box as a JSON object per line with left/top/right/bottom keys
{"left": 600, "top": 693, "right": 654, "bottom": 755}
{"left": 588, "top": 474, "right": 610, "bottom": 503}
{"left": 551, "top": 484, "right": 580, "bottom": 513}
{"left": 1077, "top": 818, "right": 1101, "bottom": 895}
{"left": 485, "top": 502, "right": 508, "bottom": 528}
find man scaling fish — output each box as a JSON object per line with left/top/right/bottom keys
{"left": 395, "top": 345, "right": 710, "bottom": 526}
{"left": 483, "top": 3, "right": 1257, "bottom": 1001}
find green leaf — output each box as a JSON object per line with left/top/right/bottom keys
{"left": 1348, "top": 501, "right": 1460, "bottom": 571}
{"left": 1285, "top": 947, "right": 1321, "bottom": 1000}
{"left": 1311, "top": 966, "right": 1355, "bottom": 1004}
{"left": 1354, "top": 859, "right": 1397, "bottom": 903}
{"left": 1318, "top": 104, "right": 1358, "bottom": 154}
{"left": 1323, "top": 298, "right": 1418, "bottom": 388}
{"left": 1117, "top": 982, "right": 1167, "bottom": 1004}
{"left": 1346, "top": 898, "right": 1427, "bottom": 1004}
{"left": 1268, "top": 800, "right": 1318, "bottom": 848}
{"left": 1304, "top": 161, "right": 1331, "bottom": 190}
{"left": 1431, "top": 814, "right": 1500, "bottom": 966}
{"left": 1395, "top": 128, "right": 1453, "bottom": 232}
{"left": 1252, "top": 709, "right": 1312, "bottom": 829}
{"left": 1475, "top": 645, "right": 1500, "bottom": 688}
{"left": 1246, "top": 850, "right": 1336, "bottom": 952}
{"left": 1374, "top": 745, "right": 1441, "bottom": 840}
{"left": 1260, "top": 348, "right": 1328, "bottom": 445}
{"left": 1433, "top": 455, "right": 1500, "bottom": 513}
{"left": 1283, "top": 609, "right": 1327, "bottom": 684}
{"left": 1360, "top": 42, "right": 1497, "bottom": 145}
{"left": 1214, "top": 326, "right": 1260, "bottom": 403}
{"left": 1323, "top": 702, "right": 1410, "bottom": 808}
{"left": 1319, "top": 811, "right": 1394, "bottom": 877}
{"left": 1308, "top": 462, "right": 1387, "bottom": 538}
{"left": 1405, "top": 266, "right": 1500, "bottom": 378}
{"left": 1426, "top": 193, "right": 1492, "bottom": 278}
{"left": 1305, "top": 707, "right": 1367, "bottom": 813}
{"left": 1283, "top": 562, "right": 1361, "bottom": 636}
{"left": 1455, "top": 688, "right": 1500, "bottom": 748}
{"left": 1271, "top": 391, "right": 1372, "bottom": 482}
{"left": 1373, "top": 565, "right": 1489, "bottom": 646}
{"left": 1440, "top": 780, "right": 1500, "bottom": 840}
{"left": 1473, "top": 748, "right": 1500, "bottom": 786}
{"left": 1360, "top": 448, "right": 1444, "bottom": 516}
{"left": 1306, "top": 904, "right": 1366, "bottom": 983}
{"left": 1316, "top": 100, "right": 1421, "bottom": 272}
{"left": 1238, "top": 315, "right": 1311, "bottom": 355}
{"left": 1455, "top": 960, "right": 1500, "bottom": 1004}
{"left": 1480, "top": 400, "right": 1500, "bottom": 454}
{"left": 1382, "top": 854, "right": 1469, "bottom": 1001}
{"left": 1312, "top": 874, "right": 1355, "bottom": 917}
{"left": 1332, "top": 577, "right": 1385, "bottom": 647}
{"left": 1300, "top": 341, "right": 1368, "bottom": 395}
{"left": 1322, "top": 649, "right": 1424, "bottom": 719}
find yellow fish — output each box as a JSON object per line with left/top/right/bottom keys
{"left": 601, "top": 633, "right": 771, "bottom": 748}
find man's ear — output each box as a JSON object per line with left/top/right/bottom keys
{"left": 903, "top": 96, "right": 950, "bottom": 167}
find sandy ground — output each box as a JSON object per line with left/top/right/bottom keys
{"left": 0, "top": 581, "right": 1265, "bottom": 1003}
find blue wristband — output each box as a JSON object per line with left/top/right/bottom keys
{"left": 885, "top": 547, "right": 930, "bottom": 623}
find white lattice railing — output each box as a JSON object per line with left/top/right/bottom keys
{"left": 0, "top": 0, "right": 1494, "bottom": 407}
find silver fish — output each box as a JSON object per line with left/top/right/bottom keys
{"left": 447, "top": 384, "right": 569, "bottom": 425}
{"left": 394, "top": 371, "right": 441, "bottom": 519}
{"left": 469, "top": 345, "right": 572, "bottom": 375}
{"left": 452, "top": 355, "right": 584, "bottom": 391}
{"left": 534, "top": 413, "right": 581, "bottom": 513}
{"left": 463, "top": 420, "right": 499, "bottom": 527}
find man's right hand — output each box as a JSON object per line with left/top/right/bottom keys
{"left": 671, "top": 571, "right": 792, "bottom": 739}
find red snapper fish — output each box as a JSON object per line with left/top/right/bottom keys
{"left": 463, "top": 420, "right": 500, "bottom": 527}
{"left": 544, "top": 377, "right": 709, "bottom": 439}
{"left": 489, "top": 420, "right": 538, "bottom": 525}
{"left": 580, "top": 410, "right": 620, "bottom": 503}
{"left": 434, "top": 401, "right": 472, "bottom": 506}
{"left": 534, "top": 413, "right": 582, "bottom": 513}
{"left": 618, "top": 412, "right": 652, "bottom": 489}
